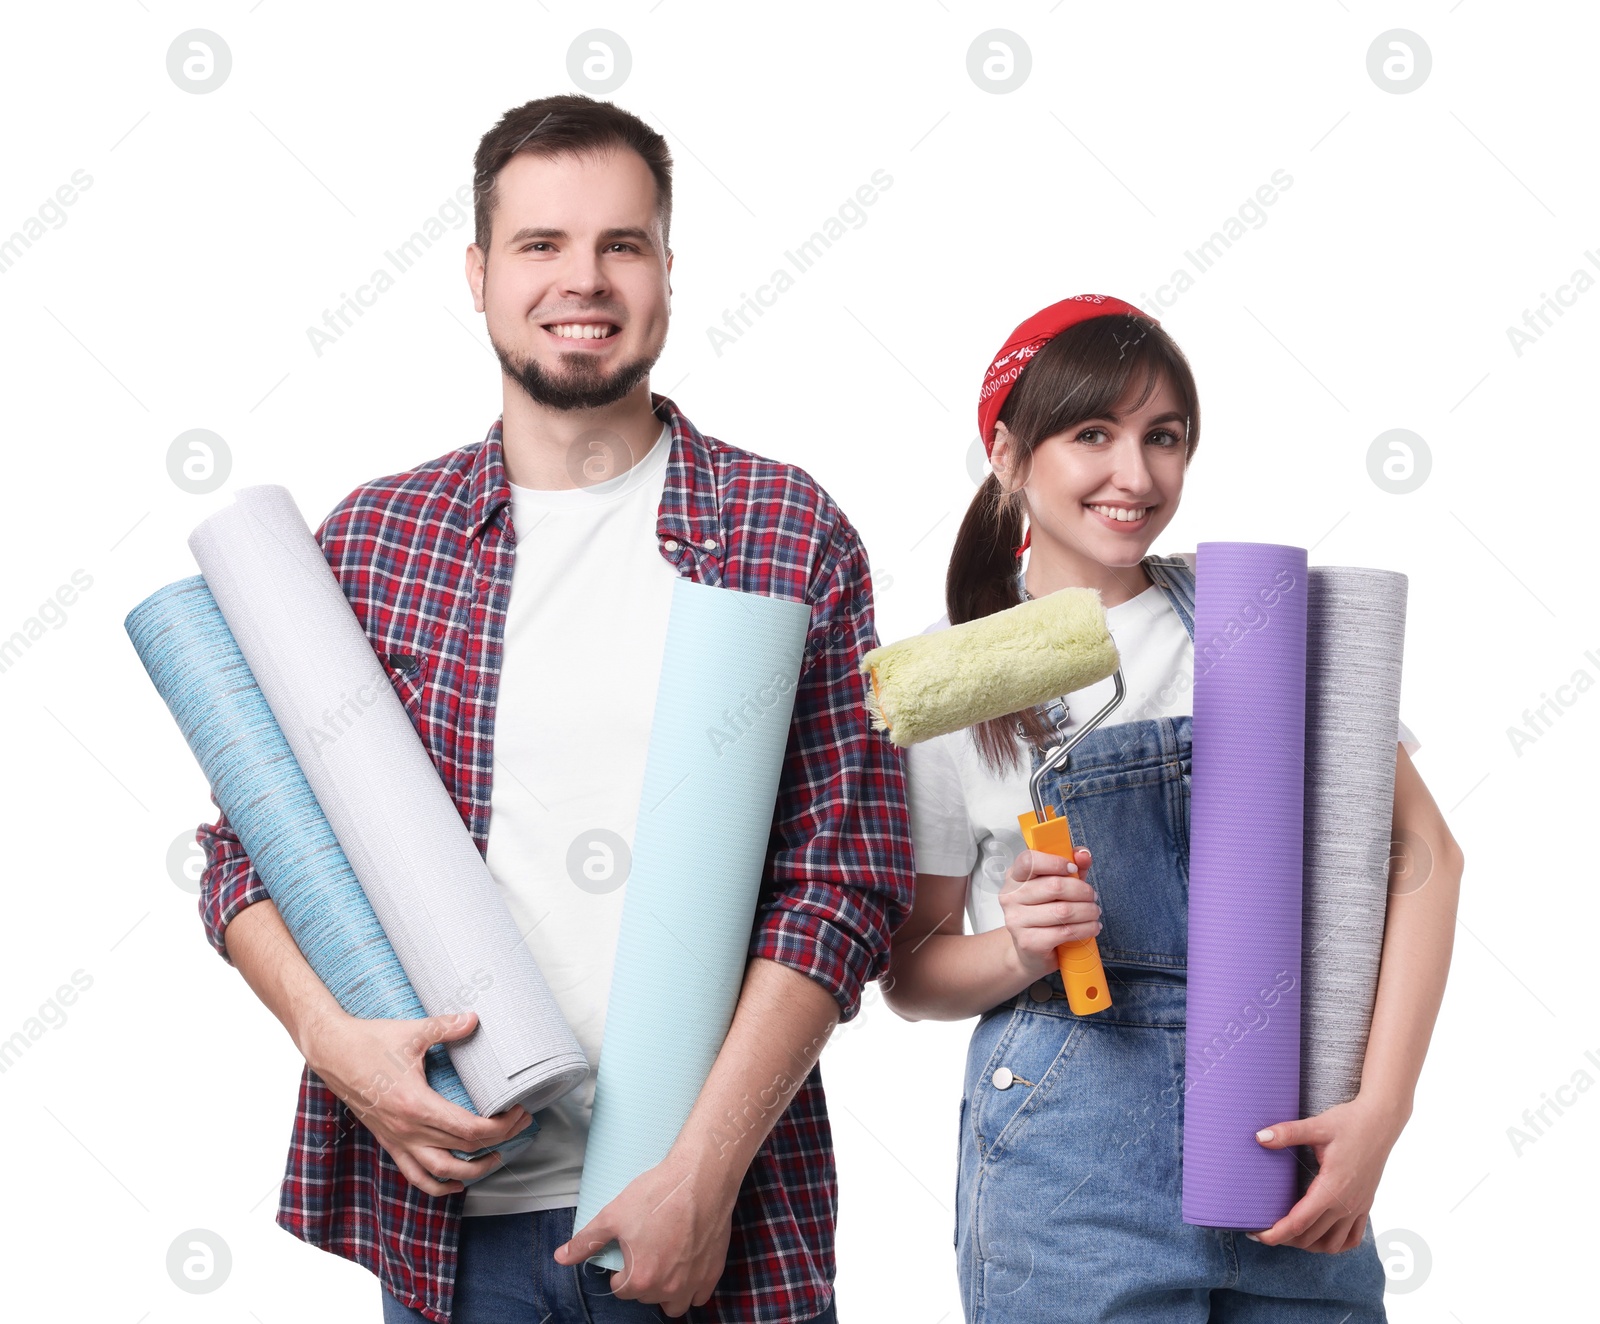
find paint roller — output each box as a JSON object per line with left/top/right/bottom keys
{"left": 862, "top": 587, "right": 1125, "bottom": 1015}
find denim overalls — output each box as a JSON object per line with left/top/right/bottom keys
{"left": 953, "top": 555, "right": 1388, "bottom": 1322}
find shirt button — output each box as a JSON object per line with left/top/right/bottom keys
{"left": 663, "top": 538, "right": 680, "bottom": 552}
{"left": 1029, "top": 980, "right": 1053, "bottom": 1002}
{"left": 701, "top": 537, "right": 718, "bottom": 550}
{"left": 991, "top": 1067, "right": 1015, "bottom": 1090}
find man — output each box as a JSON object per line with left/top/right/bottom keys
{"left": 197, "top": 93, "right": 913, "bottom": 1322}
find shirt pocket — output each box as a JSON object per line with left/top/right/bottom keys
{"left": 376, "top": 647, "right": 431, "bottom": 725}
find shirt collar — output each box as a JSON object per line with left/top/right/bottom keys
{"left": 465, "top": 392, "right": 721, "bottom": 547}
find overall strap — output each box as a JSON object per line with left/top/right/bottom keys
{"left": 1141, "top": 553, "right": 1196, "bottom": 643}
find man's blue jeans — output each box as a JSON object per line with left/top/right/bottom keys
{"left": 379, "top": 1206, "right": 840, "bottom": 1322}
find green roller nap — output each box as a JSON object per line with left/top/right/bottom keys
{"left": 573, "top": 577, "right": 813, "bottom": 1270}
{"left": 862, "top": 585, "right": 1117, "bottom": 746}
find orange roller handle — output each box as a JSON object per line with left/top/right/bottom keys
{"left": 1016, "top": 805, "right": 1112, "bottom": 1016}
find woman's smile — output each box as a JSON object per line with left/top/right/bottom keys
{"left": 1084, "top": 502, "right": 1155, "bottom": 531}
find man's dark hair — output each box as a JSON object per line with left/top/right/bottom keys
{"left": 472, "top": 94, "right": 674, "bottom": 256}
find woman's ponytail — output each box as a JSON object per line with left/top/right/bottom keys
{"left": 947, "top": 472, "right": 1023, "bottom": 627}
{"left": 947, "top": 472, "right": 1056, "bottom": 775}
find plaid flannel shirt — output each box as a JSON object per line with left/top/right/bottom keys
{"left": 195, "top": 393, "right": 914, "bottom": 1323}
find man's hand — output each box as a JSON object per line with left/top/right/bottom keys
{"left": 1245, "top": 1092, "right": 1410, "bottom": 1252}
{"left": 300, "top": 1008, "right": 536, "bottom": 1196}
{"left": 547, "top": 957, "right": 839, "bottom": 1316}
{"left": 220, "top": 901, "right": 535, "bottom": 1195}
{"left": 552, "top": 1143, "right": 738, "bottom": 1317}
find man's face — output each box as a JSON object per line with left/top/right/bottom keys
{"left": 469, "top": 147, "right": 671, "bottom": 410}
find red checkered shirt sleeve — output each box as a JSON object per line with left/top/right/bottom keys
{"left": 748, "top": 520, "right": 915, "bottom": 1023}
{"left": 196, "top": 798, "right": 271, "bottom": 967}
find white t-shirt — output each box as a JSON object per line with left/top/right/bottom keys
{"left": 903, "top": 553, "right": 1420, "bottom": 939}
{"left": 462, "top": 420, "right": 678, "bottom": 1216}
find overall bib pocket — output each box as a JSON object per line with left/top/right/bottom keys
{"left": 1030, "top": 715, "right": 1192, "bottom": 974}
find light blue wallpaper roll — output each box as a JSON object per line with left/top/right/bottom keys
{"left": 573, "top": 577, "right": 813, "bottom": 1270}
{"left": 125, "top": 576, "right": 533, "bottom": 1173}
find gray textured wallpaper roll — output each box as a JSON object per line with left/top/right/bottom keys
{"left": 190, "top": 485, "right": 589, "bottom": 1119}
{"left": 1300, "top": 566, "right": 1408, "bottom": 1142}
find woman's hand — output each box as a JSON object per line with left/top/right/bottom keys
{"left": 1246, "top": 1092, "right": 1411, "bottom": 1252}
{"left": 998, "top": 846, "right": 1101, "bottom": 983}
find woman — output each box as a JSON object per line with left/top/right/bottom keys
{"left": 882, "top": 294, "right": 1463, "bottom": 1321}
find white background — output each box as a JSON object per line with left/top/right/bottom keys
{"left": 1, "top": 2, "right": 1594, "bottom": 1320}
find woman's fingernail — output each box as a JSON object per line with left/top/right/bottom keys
{"left": 1245, "top": 1232, "right": 1261, "bottom": 1242}
{"left": 1256, "top": 1128, "right": 1274, "bottom": 1142}
{"left": 1066, "top": 863, "right": 1078, "bottom": 874}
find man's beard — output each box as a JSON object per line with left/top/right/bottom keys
{"left": 492, "top": 332, "right": 659, "bottom": 412}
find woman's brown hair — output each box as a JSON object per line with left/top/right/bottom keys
{"left": 948, "top": 312, "right": 1201, "bottom": 777}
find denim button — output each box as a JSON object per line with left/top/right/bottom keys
{"left": 1029, "top": 980, "right": 1053, "bottom": 1002}
{"left": 992, "top": 1067, "right": 1014, "bottom": 1090}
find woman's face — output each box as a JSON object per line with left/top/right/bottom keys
{"left": 992, "top": 371, "right": 1189, "bottom": 575}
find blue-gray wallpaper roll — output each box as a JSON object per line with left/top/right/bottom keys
{"left": 573, "top": 577, "right": 813, "bottom": 1271}
{"left": 124, "top": 575, "right": 534, "bottom": 1172}
{"left": 1300, "top": 567, "right": 1408, "bottom": 1148}
{"left": 188, "top": 485, "right": 588, "bottom": 1119}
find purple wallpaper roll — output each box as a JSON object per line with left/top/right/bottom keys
{"left": 1183, "top": 542, "right": 1308, "bottom": 1228}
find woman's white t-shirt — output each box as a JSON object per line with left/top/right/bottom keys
{"left": 903, "top": 552, "right": 1420, "bottom": 938}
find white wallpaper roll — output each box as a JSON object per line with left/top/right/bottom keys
{"left": 190, "top": 485, "right": 588, "bottom": 1119}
